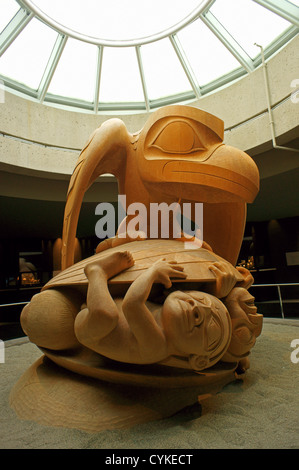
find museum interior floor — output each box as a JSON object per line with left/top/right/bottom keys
{"left": 1, "top": 317, "right": 298, "bottom": 449}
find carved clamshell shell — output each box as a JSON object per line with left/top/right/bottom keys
{"left": 43, "top": 239, "right": 243, "bottom": 292}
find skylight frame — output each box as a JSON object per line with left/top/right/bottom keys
{"left": 253, "top": 0, "right": 299, "bottom": 26}
{"left": 19, "top": 0, "right": 214, "bottom": 47}
{"left": 0, "top": 6, "right": 34, "bottom": 56}
{"left": 0, "top": 0, "right": 297, "bottom": 113}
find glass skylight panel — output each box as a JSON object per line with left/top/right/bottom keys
{"left": 0, "top": 17, "right": 58, "bottom": 89}
{"left": 177, "top": 18, "right": 241, "bottom": 86}
{"left": 99, "top": 47, "right": 144, "bottom": 103}
{"left": 210, "top": 0, "right": 292, "bottom": 59}
{"left": 30, "top": 0, "right": 202, "bottom": 42}
{"left": 0, "top": 0, "right": 20, "bottom": 34}
{"left": 0, "top": 0, "right": 296, "bottom": 111}
{"left": 46, "top": 38, "right": 97, "bottom": 102}
{"left": 140, "top": 38, "right": 192, "bottom": 100}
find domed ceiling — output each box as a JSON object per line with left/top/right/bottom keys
{"left": 0, "top": 0, "right": 298, "bottom": 112}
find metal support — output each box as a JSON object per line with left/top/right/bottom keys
{"left": 255, "top": 43, "right": 299, "bottom": 153}
{"left": 251, "top": 282, "right": 299, "bottom": 319}
{"left": 0, "top": 302, "right": 29, "bottom": 307}
{"left": 19, "top": 0, "right": 214, "bottom": 47}
{"left": 135, "top": 46, "right": 150, "bottom": 112}
{"left": 37, "top": 34, "right": 68, "bottom": 102}
{"left": 94, "top": 46, "right": 104, "bottom": 113}
{"left": 253, "top": 0, "right": 299, "bottom": 27}
{"left": 277, "top": 285, "right": 285, "bottom": 319}
{"left": 200, "top": 11, "right": 254, "bottom": 73}
{"left": 0, "top": 8, "right": 34, "bottom": 57}
{"left": 169, "top": 34, "right": 201, "bottom": 99}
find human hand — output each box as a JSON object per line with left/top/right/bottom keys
{"left": 209, "top": 261, "right": 237, "bottom": 298}
{"left": 235, "top": 266, "right": 254, "bottom": 289}
{"left": 151, "top": 259, "right": 187, "bottom": 288}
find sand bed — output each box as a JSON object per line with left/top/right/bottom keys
{"left": 0, "top": 319, "right": 298, "bottom": 449}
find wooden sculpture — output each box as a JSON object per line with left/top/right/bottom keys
{"left": 61, "top": 105, "right": 259, "bottom": 269}
{"left": 12, "top": 106, "right": 262, "bottom": 431}
{"left": 20, "top": 239, "right": 262, "bottom": 382}
{"left": 21, "top": 104, "right": 262, "bottom": 381}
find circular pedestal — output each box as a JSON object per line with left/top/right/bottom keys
{"left": 10, "top": 353, "right": 237, "bottom": 432}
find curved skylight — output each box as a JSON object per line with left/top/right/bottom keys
{"left": 25, "top": 0, "right": 207, "bottom": 44}
{"left": 0, "top": 0, "right": 298, "bottom": 113}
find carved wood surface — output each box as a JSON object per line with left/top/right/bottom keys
{"left": 61, "top": 105, "right": 259, "bottom": 269}
{"left": 44, "top": 240, "right": 244, "bottom": 292}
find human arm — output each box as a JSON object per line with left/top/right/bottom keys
{"left": 122, "top": 260, "right": 187, "bottom": 361}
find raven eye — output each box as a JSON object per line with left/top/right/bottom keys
{"left": 151, "top": 121, "right": 205, "bottom": 154}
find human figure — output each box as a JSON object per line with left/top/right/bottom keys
{"left": 74, "top": 251, "right": 232, "bottom": 371}
{"left": 221, "top": 287, "right": 263, "bottom": 372}
{"left": 21, "top": 249, "right": 259, "bottom": 373}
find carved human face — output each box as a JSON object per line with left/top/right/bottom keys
{"left": 161, "top": 291, "right": 231, "bottom": 364}
{"left": 223, "top": 287, "right": 263, "bottom": 361}
{"left": 234, "top": 289, "right": 257, "bottom": 316}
